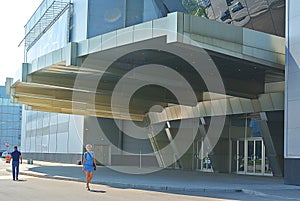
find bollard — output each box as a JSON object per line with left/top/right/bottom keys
{"left": 5, "top": 155, "right": 11, "bottom": 163}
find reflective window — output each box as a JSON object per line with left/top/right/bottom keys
{"left": 180, "top": 0, "right": 285, "bottom": 36}
{"left": 0, "top": 87, "right": 22, "bottom": 151}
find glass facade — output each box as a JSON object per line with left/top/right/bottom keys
{"left": 85, "top": 0, "right": 285, "bottom": 39}
{"left": 21, "top": 0, "right": 84, "bottom": 155}
{"left": 181, "top": 0, "right": 285, "bottom": 36}
{"left": 22, "top": 110, "right": 83, "bottom": 154}
{"left": 23, "top": 0, "right": 286, "bottom": 63}
{"left": 0, "top": 86, "right": 22, "bottom": 152}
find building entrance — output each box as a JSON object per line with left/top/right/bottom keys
{"left": 195, "top": 140, "right": 213, "bottom": 172}
{"left": 234, "top": 137, "right": 272, "bottom": 176}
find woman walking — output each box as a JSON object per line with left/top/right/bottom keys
{"left": 82, "top": 144, "right": 97, "bottom": 191}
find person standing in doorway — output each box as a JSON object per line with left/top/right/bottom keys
{"left": 82, "top": 144, "right": 97, "bottom": 191}
{"left": 11, "top": 146, "right": 22, "bottom": 181}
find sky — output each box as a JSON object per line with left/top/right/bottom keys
{"left": 0, "top": 0, "right": 43, "bottom": 85}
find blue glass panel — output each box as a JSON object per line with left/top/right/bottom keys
{"left": 143, "top": 0, "right": 164, "bottom": 22}
{"left": 161, "top": 0, "right": 186, "bottom": 12}
{"left": 87, "top": 0, "right": 126, "bottom": 38}
{"left": 126, "top": 0, "right": 144, "bottom": 26}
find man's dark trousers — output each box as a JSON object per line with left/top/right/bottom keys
{"left": 12, "top": 161, "right": 19, "bottom": 180}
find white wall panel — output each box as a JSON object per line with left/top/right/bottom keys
{"left": 48, "top": 133, "right": 57, "bottom": 153}
{"left": 22, "top": 109, "right": 84, "bottom": 154}
{"left": 285, "top": 0, "right": 300, "bottom": 158}
{"left": 56, "top": 132, "right": 68, "bottom": 153}
{"left": 68, "top": 115, "right": 84, "bottom": 153}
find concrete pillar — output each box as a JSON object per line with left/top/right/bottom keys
{"left": 65, "top": 42, "right": 78, "bottom": 66}
{"left": 209, "top": 117, "right": 230, "bottom": 173}
{"left": 21, "top": 63, "right": 31, "bottom": 82}
{"left": 5, "top": 77, "right": 13, "bottom": 94}
{"left": 285, "top": 0, "right": 300, "bottom": 185}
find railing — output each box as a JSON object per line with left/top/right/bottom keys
{"left": 19, "top": 0, "right": 72, "bottom": 51}
{"left": 25, "top": 0, "right": 70, "bottom": 34}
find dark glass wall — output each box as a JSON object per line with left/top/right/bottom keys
{"left": 0, "top": 86, "right": 22, "bottom": 151}
{"left": 86, "top": 0, "right": 285, "bottom": 38}
{"left": 87, "top": 0, "right": 185, "bottom": 38}
{"left": 181, "top": 0, "right": 285, "bottom": 36}
{"left": 25, "top": 0, "right": 285, "bottom": 60}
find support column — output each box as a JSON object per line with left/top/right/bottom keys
{"left": 258, "top": 111, "right": 284, "bottom": 177}
{"left": 65, "top": 42, "right": 78, "bottom": 66}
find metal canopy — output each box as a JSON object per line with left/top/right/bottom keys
{"left": 10, "top": 41, "right": 283, "bottom": 121}
{"left": 12, "top": 13, "right": 285, "bottom": 121}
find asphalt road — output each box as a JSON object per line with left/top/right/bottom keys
{"left": 0, "top": 177, "right": 287, "bottom": 201}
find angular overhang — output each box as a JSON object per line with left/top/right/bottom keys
{"left": 11, "top": 12, "right": 285, "bottom": 121}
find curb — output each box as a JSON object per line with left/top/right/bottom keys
{"left": 241, "top": 189, "right": 300, "bottom": 201}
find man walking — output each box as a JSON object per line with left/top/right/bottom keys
{"left": 11, "top": 146, "right": 22, "bottom": 181}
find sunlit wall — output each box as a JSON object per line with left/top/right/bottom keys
{"left": 284, "top": 0, "right": 300, "bottom": 185}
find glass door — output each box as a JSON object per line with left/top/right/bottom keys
{"left": 247, "top": 140, "right": 254, "bottom": 173}
{"left": 196, "top": 140, "right": 213, "bottom": 172}
{"left": 247, "top": 139, "right": 262, "bottom": 174}
{"left": 236, "top": 140, "right": 245, "bottom": 173}
{"left": 235, "top": 137, "right": 272, "bottom": 176}
{"left": 254, "top": 140, "right": 263, "bottom": 173}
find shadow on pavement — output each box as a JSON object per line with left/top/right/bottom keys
{"left": 28, "top": 166, "right": 84, "bottom": 179}
{"left": 90, "top": 189, "right": 106, "bottom": 193}
{"left": 15, "top": 179, "right": 27, "bottom": 182}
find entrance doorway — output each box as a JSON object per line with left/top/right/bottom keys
{"left": 195, "top": 139, "right": 213, "bottom": 172}
{"left": 234, "top": 137, "right": 272, "bottom": 176}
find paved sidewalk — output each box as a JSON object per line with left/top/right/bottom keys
{"left": 4, "top": 159, "right": 300, "bottom": 200}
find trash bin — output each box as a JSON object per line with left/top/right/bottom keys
{"left": 5, "top": 155, "right": 11, "bottom": 163}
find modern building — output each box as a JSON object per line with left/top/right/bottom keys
{"left": 8, "top": 0, "right": 299, "bottom": 185}
{"left": 0, "top": 78, "right": 22, "bottom": 152}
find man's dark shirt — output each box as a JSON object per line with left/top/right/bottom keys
{"left": 11, "top": 150, "right": 21, "bottom": 162}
